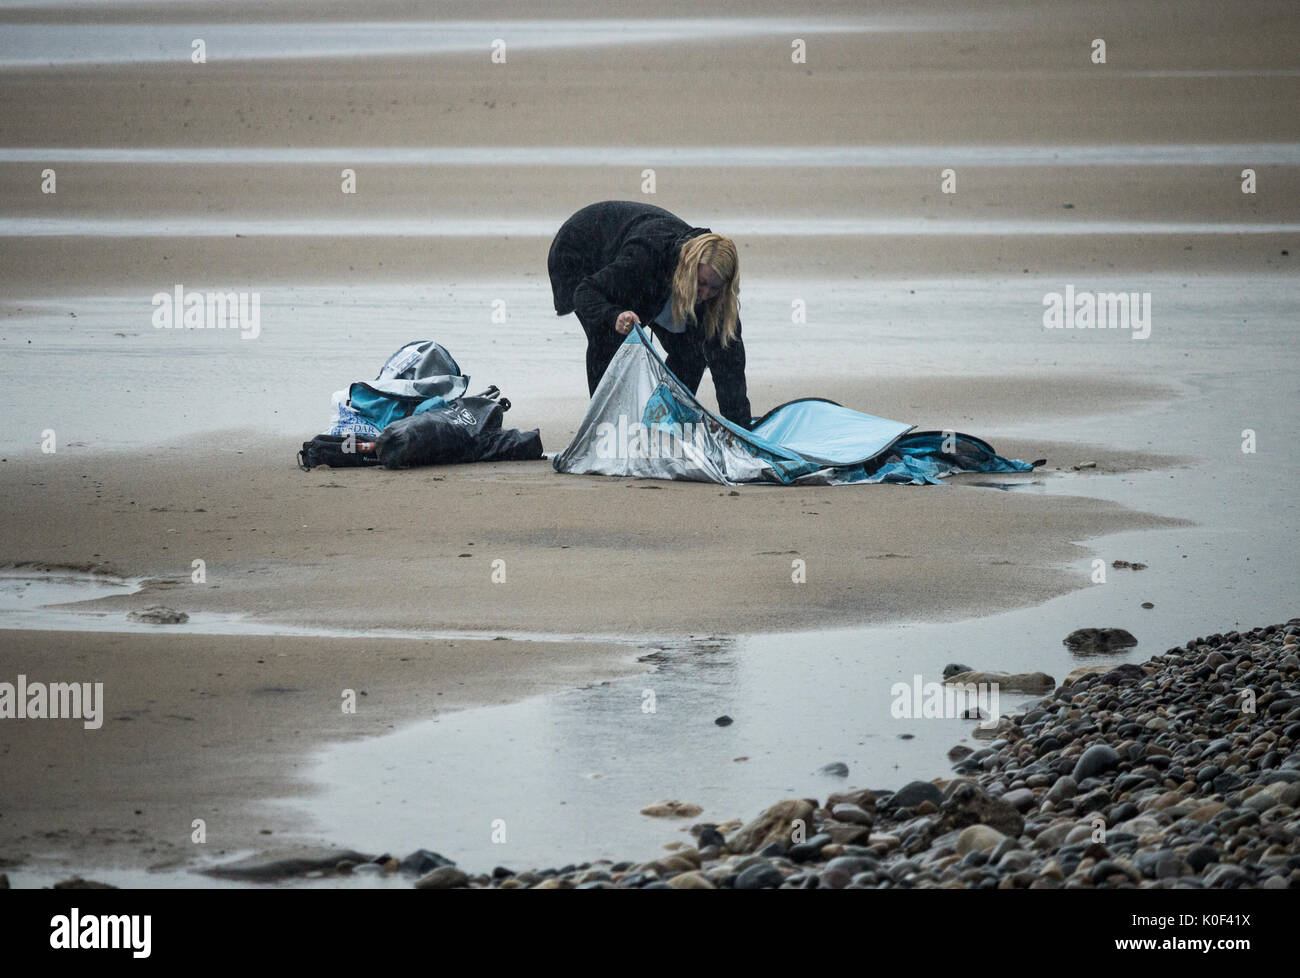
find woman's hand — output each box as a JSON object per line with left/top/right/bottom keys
{"left": 614, "top": 311, "right": 640, "bottom": 335}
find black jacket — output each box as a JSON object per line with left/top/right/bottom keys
{"left": 548, "top": 200, "right": 752, "bottom": 427}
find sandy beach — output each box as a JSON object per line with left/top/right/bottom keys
{"left": 0, "top": 0, "right": 1296, "bottom": 888}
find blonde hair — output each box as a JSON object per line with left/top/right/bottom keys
{"left": 670, "top": 233, "right": 740, "bottom": 347}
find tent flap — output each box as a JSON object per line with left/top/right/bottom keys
{"left": 552, "top": 323, "right": 1036, "bottom": 486}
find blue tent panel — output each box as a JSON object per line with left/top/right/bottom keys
{"left": 749, "top": 398, "right": 915, "bottom": 467}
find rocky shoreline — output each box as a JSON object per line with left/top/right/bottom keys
{"left": 26, "top": 616, "right": 1300, "bottom": 890}
{"left": 435, "top": 616, "right": 1300, "bottom": 889}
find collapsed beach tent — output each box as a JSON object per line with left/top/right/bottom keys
{"left": 551, "top": 322, "right": 1038, "bottom": 486}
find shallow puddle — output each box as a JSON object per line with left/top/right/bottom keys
{"left": 0, "top": 16, "right": 948, "bottom": 68}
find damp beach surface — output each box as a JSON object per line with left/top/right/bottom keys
{"left": 0, "top": 0, "right": 1296, "bottom": 884}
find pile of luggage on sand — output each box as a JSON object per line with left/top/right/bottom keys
{"left": 296, "top": 340, "right": 543, "bottom": 471}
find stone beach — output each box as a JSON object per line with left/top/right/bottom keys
{"left": 189, "top": 616, "right": 1300, "bottom": 890}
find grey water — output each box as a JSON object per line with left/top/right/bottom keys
{"left": 1, "top": 275, "right": 1293, "bottom": 456}
{"left": 3, "top": 217, "right": 1298, "bottom": 238}
{"left": 0, "top": 571, "right": 659, "bottom": 648}
{"left": 0, "top": 17, "right": 946, "bottom": 68}
{"left": 4, "top": 144, "right": 1299, "bottom": 166}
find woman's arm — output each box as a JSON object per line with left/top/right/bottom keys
{"left": 571, "top": 239, "right": 655, "bottom": 334}
{"left": 704, "top": 319, "right": 753, "bottom": 429}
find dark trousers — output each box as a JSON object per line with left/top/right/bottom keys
{"left": 581, "top": 316, "right": 707, "bottom": 396}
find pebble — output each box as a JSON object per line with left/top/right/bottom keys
{"left": 1000, "top": 788, "right": 1035, "bottom": 811}
{"left": 639, "top": 800, "right": 703, "bottom": 818}
{"left": 818, "top": 867, "right": 852, "bottom": 889}
{"left": 956, "top": 825, "right": 1005, "bottom": 855}
{"left": 1202, "top": 863, "right": 1249, "bottom": 887}
{"left": 1073, "top": 744, "right": 1121, "bottom": 780}
{"left": 831, "top": 802, "right": 873, "bottom": 825}
{"left": 998, "top": 850, "right": 1035, "bottom": 872}
{"left": 127, "top": 606, "right": 189, "bottom": 625}
{"left": 945, "top": 670, "right": 1056, "bottom": 694}
{"left": 1073, "top": 787, "right": 1112, "bottom": 814}
{"left": 734, "top": 862, "right": 785, "bottom": 890}
{"left": 1046, "top": 775, "right": 1078, "bottom": 803}
{"left": 414, "top": 866, "right": 468, "bottom": 889}
{"left": 697, "top": 826, "right": 726, "bottom": 849}
{"left": 728, "top": 799, "right": 815, "bottom": 853}
{"left": 891, "top": 780, "right": 944, "bottom": 809}
{"left": 52, "top": 877, "right": 116, "bottom": 889}
{"left": 1064, "top": 824, "right": 1098, "bottom": 846}
{"left": 398, "top": 849, "right": 455, "bottom": 875}
{"left": 825, "top": 855, "right": 875, "bottom": 876}
{"left": 667, "top": 871, "right": 715, "bottom": 889}
{"left": 788, "top": 833, "right": 833, "bottom": 862}
{"left": 1064, "top": 628, "right": 1138, "bottom": 654}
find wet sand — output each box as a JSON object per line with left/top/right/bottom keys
{"left": 0, "top": 409, "right": 1179, "bottom": 636}
{"left": 0, "top": 628, "right": 641, "bottom": 873}
{"left": 0, "top": 0, "right": 1296, "bottom": 879}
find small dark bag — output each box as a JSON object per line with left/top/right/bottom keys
{"left": 376, "top": 390, "right": 543, "bottom": 469}
{"left": 297, "top": 433, "right": 381, "bottom": 470}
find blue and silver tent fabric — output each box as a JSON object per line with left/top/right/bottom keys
{"left": 551, "top": 323, "right": 1037, "bottom": 486}
{"left": 344, "top": 339, "right": 471, "bottom": 431}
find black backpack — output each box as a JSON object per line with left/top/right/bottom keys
{"left": 376, "top": 388, "right": 543, "bottom": 469}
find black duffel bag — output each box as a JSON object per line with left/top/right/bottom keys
{"left": 375, "top": 390, "right": 543, "bottom": 469}
{"left": 297, "top": 433, "right": 381, "bottom": 470}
